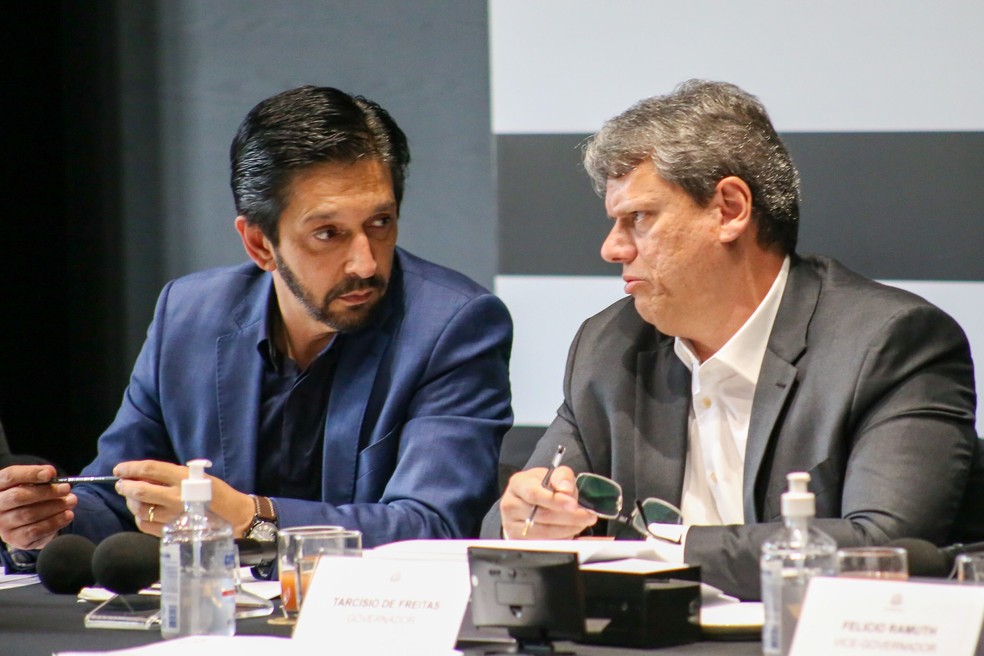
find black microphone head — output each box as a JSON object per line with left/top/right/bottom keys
{"left": 36, "top": 534, "right": 97, "bottom": 594}
{"left": 92, "top": 532, "right": 160, "bottom": 594}
{"left": 889, "top": 538, "right": 950, "bottom": 577}
{"left": 235, "top": 537, "right": 278, "bottom": 567}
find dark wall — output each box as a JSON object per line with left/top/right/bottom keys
{"left": 1, "top": 1, "right": 127, "bottom": 473}
{"left": 1, "top": 1, "right": 496, "bottom": 472}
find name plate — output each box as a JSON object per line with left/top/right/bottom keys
{"left": 292, "top": 555, "right": 470, "bottom": 655}
{"left": 791, "top": 577, "right": 984, "bottom": 655}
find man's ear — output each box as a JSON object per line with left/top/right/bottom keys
{"left": 235, "top": 216, "right": 277, "bottom": 272}
{"left": 714, "top": 176, "right": 754, "bottom": 243}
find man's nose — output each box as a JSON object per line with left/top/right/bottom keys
{"left": 344, "top": 233, "right": 377, "bottom": 279}
{"left": 600, "top": 223, "right": 634, "bottom": 264}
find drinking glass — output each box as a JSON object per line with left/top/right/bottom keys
{"left": 955, "top": 552, "right": 984, "bottom": 583}
{"left": 271, "top": 526, "right": 361, "bottom": 625}
{"left": 836, "top": 546, "right": 908, "bottom": 580}
{"left": 292, "top": 529, "right": 361, "bottom": 614}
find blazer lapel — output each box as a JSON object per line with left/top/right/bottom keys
{"left": 633, "top": 338, "right": 691, "bottom": 508}
{"left": 214, "top": 278, "right": 271, "bottom": 492}
{"left": 320, "top": 327, "right": 391, "bottom": 504}
{"left": 320, "top": 265, "right": 400, "bottom": 505}
{"left": 743, "top": 257, "right": 820, "bottom": 521}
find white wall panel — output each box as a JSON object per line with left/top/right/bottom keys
{"left": 490, "top": 0, "right": 984, "bottom": 134}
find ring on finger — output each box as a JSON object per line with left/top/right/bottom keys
{"left": 147, "top": 504, "right": 156, "bottom": 523}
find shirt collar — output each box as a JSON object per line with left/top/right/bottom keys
{"left": 256, "top": 283, "right": 283, "bottom": 370}
{"left": 674, "top": 255, "right": 790, "bottom": 384}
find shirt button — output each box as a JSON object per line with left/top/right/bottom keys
{"left": 701, "top": 397, "right": 712, "bottom": 409}
{"left": 709, "top": 471, "right": 718, "bottom": 484}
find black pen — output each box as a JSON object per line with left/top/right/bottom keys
{"left": 33, "top": 475, "right": 120, "bottom": 486}
{"left": 522, "top": 445, "right": 565, "bottom": 537}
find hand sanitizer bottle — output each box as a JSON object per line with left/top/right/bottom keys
{"left": 761, "top": 472, "right": 836, "bottom": 655}
{"left": 160, "top": 459, "right": 236, "bottom": 639}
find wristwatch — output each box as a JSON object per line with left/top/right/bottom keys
{"left": 244, "top": 494, "right": 278, "bottom": 542}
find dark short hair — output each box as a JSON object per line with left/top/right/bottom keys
{"left": 583, "top": 80, "right": 800, "bottom": 254}
{"left": 230, "top": 86, "right": 410, "bottom": 243}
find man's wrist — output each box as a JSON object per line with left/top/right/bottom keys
{"left": 243, "top": 494, "right": 278, "bottom": 540}
{"left": 0, "top": 540, "right": 39, "bottom": 573}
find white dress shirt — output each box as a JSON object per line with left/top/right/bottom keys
{"left": 647, "top": 257, "right": 790, "bottom": 560}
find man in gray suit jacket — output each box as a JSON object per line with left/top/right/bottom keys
{"left": 482, "top": 80, "right": 981, "bottom": 600}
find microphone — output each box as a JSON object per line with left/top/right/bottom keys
{"left": 92, "top": 532, "right": 161, "bottom": 594}
{"left": 236, "top": 537, "right": 278, "bottom": 567}
{"left": 941, "top": 541, "right": 984, "bottom": 559}
{"left": 888, "top": 538, "right": 984, "bottom": 577}
{"left": 89, "top": 533, "right": 278, "bottom": 594}
{"left": 37, "top": 534, "right": 97, "bottom": 594}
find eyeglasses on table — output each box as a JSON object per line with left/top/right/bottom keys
{"left": 574, "top": 472, "right": 683, "bottom": 544}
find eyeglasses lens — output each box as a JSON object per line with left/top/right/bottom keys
{"left": 575, "top": 474, "right": 623, "bottom": 518}
{"left": 632, "top": 498, "right": 683, "bottom": 534}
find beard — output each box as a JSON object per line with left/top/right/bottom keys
{"left": 273, "top": 250, "right": 388, "bottom": 333}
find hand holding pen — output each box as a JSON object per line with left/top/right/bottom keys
{"left": 0, "top": 464, "right": 80, "bottom": 550}
{"left": 521, "top": 444, "right": 566, "bottom": 537}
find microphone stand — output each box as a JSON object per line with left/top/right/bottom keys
{"left": 233, "top": 551, "right": 275, "bottom": 620}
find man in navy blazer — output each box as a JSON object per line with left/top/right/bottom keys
{"left": 0, "top": 86, "right": 512, "bottom": 551}
{"left": 484, "top": 80, "right": 980, "bottom": 599}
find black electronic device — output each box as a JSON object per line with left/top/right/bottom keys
{"left": 468, "top": 547, "right": 585, "bottom": 655}
{"left": 889, "top": 537, "right": 984, "bottom": 577}
{"left": 580, "top": 565, "right": 702, "bottom": 648}
{"left": 236, "top": 536, "right": 278, "bottom": 566}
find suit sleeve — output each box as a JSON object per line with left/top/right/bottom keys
{"left": 276, "top": 292, "right": 514, "bottom": 546}
{"left": 480, "top": 322, "right": 595, "bottom": 538}
{"left": 685, "top": 303, "right": 978, "bottom": 599}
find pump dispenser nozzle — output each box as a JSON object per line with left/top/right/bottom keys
{"left": 181, "top": 458, "right": 213, "bottom": 503}
{"left": 780, "top": 471, "right": 815, "bottom": 519}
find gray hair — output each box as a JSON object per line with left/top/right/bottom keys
{"left": 582, "top": 80, "right": 800, "bottom": 254}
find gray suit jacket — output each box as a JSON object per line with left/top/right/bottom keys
{"left": 482, "top": 255, "right": 981, "bottom": 599}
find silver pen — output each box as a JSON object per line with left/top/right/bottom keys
{"left": 522, "top": 445, "right": 565, "bottom": 537}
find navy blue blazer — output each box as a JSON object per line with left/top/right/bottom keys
{"left": 73, "top": 248, "right": 513, "bottom": 547}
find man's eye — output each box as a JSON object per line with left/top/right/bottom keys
{"left": 633, "top": 212, "right": 647, "bottom": 224}
{"left": 368, "top": 216, "right": 393, "bottom": 230}
{"left": 313, "top": 228, "right": 339, "bottom": 241}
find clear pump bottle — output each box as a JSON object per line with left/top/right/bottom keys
{"left": 760, "top": 472, "right": 837, "bottom": 656}
{"left": 160, "top": 459, "right": 236, "bottom": 639}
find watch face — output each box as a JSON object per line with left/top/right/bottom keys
{"left": 247, "top": 521, "right": 278, "bottom": 542}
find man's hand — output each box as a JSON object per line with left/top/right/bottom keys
{"left": 0, "top": 465, "right": 77, "bottom": 550}
{"left": 500, "top": 465, "right": 597, "bottom": 539}
{"left": 113, "top": 461, "right": 255, "bottom": 537}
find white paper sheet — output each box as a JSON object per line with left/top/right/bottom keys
{"left": 368, "top": 538, "right": 660, "bottom": 564}
{"left": 0, "top": 572, "right": 40, "bottom": 591}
